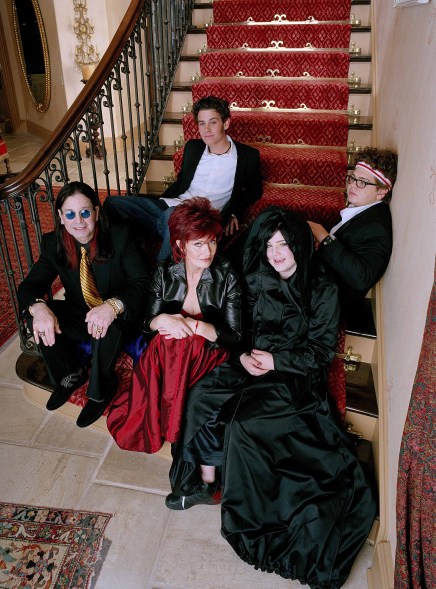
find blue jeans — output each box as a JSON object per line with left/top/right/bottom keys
{"left": 104, "top": 196, "right": 175, "bottom": 261}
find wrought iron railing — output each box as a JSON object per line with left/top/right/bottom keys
{"left": 0, "top": 0, "right": 194, "bottom": 352}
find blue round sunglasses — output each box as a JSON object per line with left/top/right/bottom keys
{"left": 63, "top": 208, "right": 95, "bottom": 220}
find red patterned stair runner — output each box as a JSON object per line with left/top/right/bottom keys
{"left": 247, "top": 184, "right": 345, "bottom": 228}
{"left": 199, "top": 50, "right": 350, "bottom": 79}
{"left": 192, "top": 78, "right": 349, "bottom": 110}
{"left": 212, "top": 0, "right": 352, "bottom": 24}
{"left": 182, "top": 111, "right": 349, "bottom": 147}
{"left": 193, "top": 0, "right": 349, "bottom": 415}
{"left": 257, "top": 145, "right": 347, "bottom": 187}
{"left": 206, "top": 24, "right": 351, "bottom": 50}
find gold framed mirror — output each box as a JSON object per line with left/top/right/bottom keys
{"left": 12, "top": 0, "right": 51, "bottom": 112}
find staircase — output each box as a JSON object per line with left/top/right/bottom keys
{"left": 140, "top": 0, "right": 379, "bottom": 476}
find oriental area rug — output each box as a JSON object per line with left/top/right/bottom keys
{"left": 0, "top": 502, "right": 112, "bottom": 589}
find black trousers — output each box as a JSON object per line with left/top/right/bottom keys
{"left": 29, "top": 300, "right": 135, "bottom": 401}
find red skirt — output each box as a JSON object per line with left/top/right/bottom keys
{"left": 107, "top": 334, "right": 228, "bottom": 453}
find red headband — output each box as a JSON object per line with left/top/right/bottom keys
{"left": 355, "top": 161, "right": 393, "bottom": 189}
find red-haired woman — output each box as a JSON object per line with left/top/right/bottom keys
{"left": 107, "top": 197, "right": 241, "bottom": 464}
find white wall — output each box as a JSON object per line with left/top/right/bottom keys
{"left": 373, "top": 0, "right": 436, "bottom": 552}
{"left": 53, "top": 0, "right": 129, "bottom": 109}
{"left": 1, "top": 0, "right": 130, "bottom": 134}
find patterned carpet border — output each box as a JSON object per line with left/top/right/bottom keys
{"left": 0, "top": 502, "right": 112, "bottom": 589}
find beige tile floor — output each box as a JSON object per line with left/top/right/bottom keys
{"left": 1, "top": 134, "right": 374, "bottom": 588}
{"left": 0, "top": 335, "right": 374, "bottom": 589}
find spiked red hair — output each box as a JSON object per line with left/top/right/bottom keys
{"left": 168, "top": 197, "right": 223, "bottom": 263}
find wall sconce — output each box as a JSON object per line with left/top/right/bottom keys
{"left": 73, "top": 0, "right": 100, "bottom": 81}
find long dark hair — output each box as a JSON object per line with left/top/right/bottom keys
{"left": 244, "top": 207, "right": 314, "bottom": 313}
{"left": 55, "top": 182, "right": 111, "bottom": 268}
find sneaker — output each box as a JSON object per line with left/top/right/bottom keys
{"left": 46, "top": 369, "right": 88, "bottom": 411}
{"left": 165, "top": 482, "right": 221, "bottom": 511}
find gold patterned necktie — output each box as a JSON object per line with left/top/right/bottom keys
{"left": 80, "top": 246, "right": 104, "bottom": 308}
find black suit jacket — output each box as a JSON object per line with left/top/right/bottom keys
{"left": 18, "top": 224, "right": 150, "bottom": 323}
{"left": 317, "top": 202, "right": 393, "bottom": 308}
{"left": 160, "top": 139, "right": 263, "bottom": 222}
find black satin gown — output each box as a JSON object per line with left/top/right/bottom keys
{"left": 219, "top": 270, "right": 377, "bottom": 589}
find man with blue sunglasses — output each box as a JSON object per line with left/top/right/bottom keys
{"left": 18, "top": 182, "right": 150, "bottom": 428}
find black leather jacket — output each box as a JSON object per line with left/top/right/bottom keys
{"left": 146, "top": 255, "right": 242, "bottom": 349}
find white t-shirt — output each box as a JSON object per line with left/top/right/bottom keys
{"left": 161, "top": 136, "right": 237, "bottom": 210}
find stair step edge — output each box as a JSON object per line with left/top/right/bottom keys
{"left": 172, "top": 81, "right": 372, "bottom": 93}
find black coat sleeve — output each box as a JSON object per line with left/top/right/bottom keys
{"left": 159, "top": 140, "right": 201, "bottom": 200}
{"left": 224, "top": 145, "right": 263, "bottom": 221}
{"left": 144, "top": 265, "right": 177, "bottom": 331}
{"left": 318, "top": 211, "right": 392, "bottom": 293}
{"left": 17, "top": 233, "right": 59, "bottom": 312}
{"left": 107, "top": 227, "right": 151, "bottom": 322}
{"left": 210, "top": 269, "right": 242, "bottom": 349}
{"left": 273, "top": 278, "right": 340, "bottom": 376}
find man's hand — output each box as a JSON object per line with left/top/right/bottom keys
{"left": 225, "top": 214, "right": 239, "bottom": 236}
{"left": 86, "top": 302, "right": 117, "bottom": 339}
{"left": 307, "top": 221, "right": 329, "bottom": 244}
{"left": 32, "top": 303, "right": 61, "bottom": 347}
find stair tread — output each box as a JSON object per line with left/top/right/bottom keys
{"left": 173, "top": 80, "right": 372, "bottom": 93}
{"left": 163, "top": 111, "right": 373, "bottom": 129}
{"left": 188, "top": 25, "right": 371, "bottom": 34}
{"left": 181, "top": 53, "right": 372, "bottom": 63}
{"left": 194, "top": 0, "right": 371, "bottom": 6}
{"left": 212, "top": 2, "right": 361, "bottom": 24}
{"left": 181, "top": 110, "right": 349, "bottom": 146}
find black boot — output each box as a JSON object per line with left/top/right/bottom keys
{"left": 165, "top": 482, "right": 221, "bottom": 511}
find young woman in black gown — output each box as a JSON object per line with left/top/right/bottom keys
{"left": 220, "top": 207, "right": 377, "bottom": 589}
{"left": 168, "top": 206, "right": 377, "bottom": 588}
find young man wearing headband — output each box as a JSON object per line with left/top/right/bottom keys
{"left": 308, "top": 147, "right": 398, "bottom": 312}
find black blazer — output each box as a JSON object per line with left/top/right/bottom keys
{"left": 317, "top": 202, "right": 392, "bottom": 308}
{"left": 18, "top": 224, "right": 150, "bottom": 322}
{"left": 160, "top": 139, "right": 263, "bottom": 222}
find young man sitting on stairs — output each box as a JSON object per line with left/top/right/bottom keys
{"left": 104, "top": 96, "right": 263, "bottom": 261}
{"left": 308, "top": 147, "right": 398, "bottom": 314}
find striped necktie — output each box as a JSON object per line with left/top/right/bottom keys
{"left": 80, "top": 246, "right": 104, "bottom": 308}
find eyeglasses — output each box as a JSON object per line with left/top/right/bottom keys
{"left": 62, "top": 208, "right": 95, "bottom": 220}
{"left": 346, "top": 175, "right": 379, "bottom": 189}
